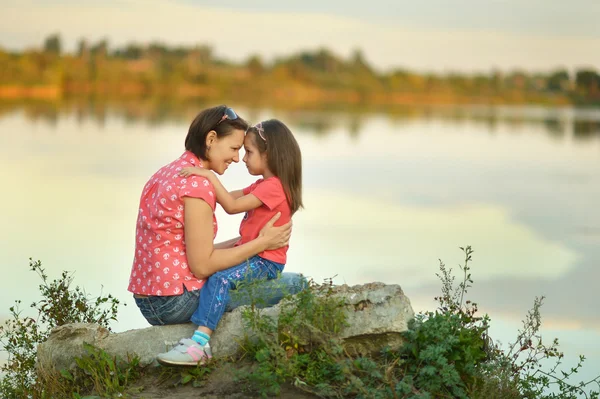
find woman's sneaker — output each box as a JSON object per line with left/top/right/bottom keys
{"left": 157, "top": 338, "right": 212, "bottom": 366}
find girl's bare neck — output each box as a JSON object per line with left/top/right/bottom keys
{"left": 262, "top": 169, "right": 275, "bottom": 179}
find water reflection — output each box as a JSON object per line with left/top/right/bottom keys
{"left": 300, "top": 192, "right": 578, "bottom": 283}
{"left": 1, "top": 99, "right": 600, "bottom": 141}
{"left": 574, "top": 120, "right": 600, "bottom": 140}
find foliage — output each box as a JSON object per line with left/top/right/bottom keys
{"left": 238, "top": 277, "right": 348, "bottom": 397}
{"left": 157, "top": 357, "right": 216, "bottom": 388}
{"left": 486, "top": 295, "right": 600, "bottom": 399}
{"left": 396, "top": 247, "right": 489, "bottom": 397}
{"left": 237, "top": 246, "right": 600, "bottom": 398}
{"left": 61, "top": 343, "right": 142, "bottom": 399}
{"left": 0, "top": 259, "right": 123, "bottom": 399}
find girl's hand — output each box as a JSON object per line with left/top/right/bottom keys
{"left": 179, "top": 167, "right": 210, "bottom": 178}
{"left": 259, "top": 213, "right": 292, "bottom": 250}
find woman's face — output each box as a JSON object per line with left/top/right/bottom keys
{"left": 207, "top": 128, "right": 245, "bottom": 175}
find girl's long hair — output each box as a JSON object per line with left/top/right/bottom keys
{"left": 247, "top": 119, "right": 303, "bottom": 214}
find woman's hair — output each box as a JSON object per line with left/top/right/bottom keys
{"left": 247, "top": 119, "right": 303, "bottom": 214}
{"left": 185, "top": 105, "right": 249, "bottom": 160}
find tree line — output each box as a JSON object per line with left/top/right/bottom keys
{"left": 0, "top": 34, "right": 598, "bottom": 106}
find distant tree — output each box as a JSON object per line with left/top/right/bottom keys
{"left": 43, "top": 34, "right": 61, "bottom": 54}
{"left": 472, "top": 74, "right": 491, "bottom": 91}
{"left": 287, "top": 60, "right": 311, "bottom": 81}
{"left": 506, "top": 71, "right": 528, "bottom": 90}
{"left": 77, "top": 39, "right": 89, "bottom": 58}
{"left": 170, "top": 46, "right": 189, "bottom": 58}
{"left": 90, "top": 39, "right": 109, "bottom": 57}
{"left": 350, "top": 48, "right": 372, "bottom": 73}
{"left": 391, "top": 68, "right": 411, "bottom": 79}
{"left": 157, "top": 58, "right": 174, "bottom": 81}
{"left": 490, "top": 69, "right": 504, "bottom": 91}
{"left": 115, "top": 44, "right": 144, "bottom": 59}
{"left": 148, "top": 42, "right": 168, "bottom": 58}
{"left": 447, "top": 73, "right": 469, "bottom": 92}
{"left": 575, "top": 69, "right": 599, "bottom": 95}
{"left": 530, "top": 73, "right": 548, "bottom": 91}
{"left": 188, "top": 45, "right": 213, "bottom": 65}
{"left": 315, "top": 48, "right": 340, "bottom": 73}
{"left": 386, "top": 68, "right": 413, "bottom": 90}
{"left": 246, "top": 54, "right": 265, "bottom": 76}
{"left": 424, "top": 74, "right": 444, "bottom": 92}
{"left": 297, "top": 49, "right": 342, "bottom": 73}
{"left": 547, "top": 69, "right": 570, "bottom": 92}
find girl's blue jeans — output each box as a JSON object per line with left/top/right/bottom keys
{"left": 191, "top": 256, "right": 284, "bottom": 330}
{"left": 134, "top": 258, "right": 305, "bottom": 328}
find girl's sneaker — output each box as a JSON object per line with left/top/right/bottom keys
{"left": 156, "top": 338, "right": 212, "bottom": 366}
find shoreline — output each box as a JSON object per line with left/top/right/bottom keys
{"left": 0, "top": 84, "right": 589, "bottom": 108}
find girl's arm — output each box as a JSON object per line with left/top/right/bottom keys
{"left": 180, "top": 167, "right": 262, "bottom": 214}
{"left": 184, "top": 197, "right": 291, "bottom": 278}
{"left": 230, "top": 190, "right": 244, "bottom": 199}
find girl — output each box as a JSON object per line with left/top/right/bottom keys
{"left": 157, "top": 119, "right": 303, "bottom": 366}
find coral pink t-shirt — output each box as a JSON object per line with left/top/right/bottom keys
{"left": 236, "top": 177, "right": 291, "bottom": 264}
{"left": 128, "top": 151, "right": 217, "bottom": 296}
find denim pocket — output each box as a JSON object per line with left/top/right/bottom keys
{"left": 155, "top": 289, "right": 200, "bottom": 324}
{"left": 134, "top": 297, "right": 164, "bottom": 326}
{"left": 134, "top": 287, "right": 200, "bottom": 326}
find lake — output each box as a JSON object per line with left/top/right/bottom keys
{"left": 1, "top": 102, "right": 599, "bottom": 386}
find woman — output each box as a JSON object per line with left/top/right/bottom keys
{"left": 128, "top": 105, "right": 305, "bottom": 328}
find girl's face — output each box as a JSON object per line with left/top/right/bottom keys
{"left": 206, "top": 128, "right": 245, "bottom": 175}
{"left": 242, "top": 133, "right": 268, "bottom": 176}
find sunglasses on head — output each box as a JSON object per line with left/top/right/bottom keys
{"left": 215, "top": 107, "right": 238, "bottom": 127}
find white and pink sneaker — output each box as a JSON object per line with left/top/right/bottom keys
{"left": 157, "top": 338, "right": 212, "bottom": 366}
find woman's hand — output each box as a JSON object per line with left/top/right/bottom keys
{"left": 258, "top": 212, "right": 292, "bottom": 250}
{"left": 179, "top": 166, "right": 212, "bottom": 178}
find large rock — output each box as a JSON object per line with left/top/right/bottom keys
{"left": 37, "top": 283, "right": 414, "bottom": 371}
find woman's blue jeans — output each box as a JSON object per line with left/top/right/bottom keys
{"left": 134, "top": 269, "right": 306, "bottom": 326}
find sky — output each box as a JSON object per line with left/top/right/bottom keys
{"left": 1, "top": 0, "right": 599, "bottom": 73}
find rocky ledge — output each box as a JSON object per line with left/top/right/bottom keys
{"left": 37, "top": 282, "right": 414, "bottom": 371}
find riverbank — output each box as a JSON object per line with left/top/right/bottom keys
{"left": 0, "top": 83, "right": 582, "bottom": 108}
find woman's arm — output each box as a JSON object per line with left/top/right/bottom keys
{"left": 180, "top": 168, "right": 261, "bottom": 214}
{"left": 214, "top": 236, "right": 241, "bottom": 249}
{"left": 184, "top": 197, "right": 291, "bottom": 279}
